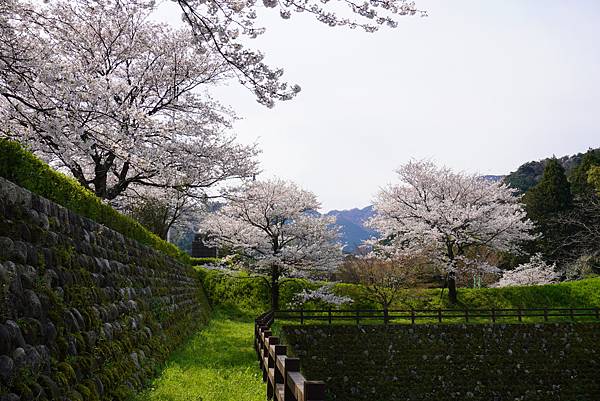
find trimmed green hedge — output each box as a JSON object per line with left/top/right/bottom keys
{"left": 0, "top": 139, "right": 190, "bottom": 263}
{"left": 195, "top": 265, "right": 600, "bottom": 312}
{"left": 190, "top": 257, "right": 223, "bottom": 265}
{"left": 195, "top": 267, "right": 320, "bottom": 312}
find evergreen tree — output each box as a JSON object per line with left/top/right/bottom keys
{"left": 523, "top": 158, "right": 573, "bottom": 262}
{"left": 523, "top": 158, "right": 572, "bottom": 221}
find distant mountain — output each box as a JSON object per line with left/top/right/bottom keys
{"left": 481, "top": 175, "right": 505, "bottom": 182}
{"left": 503, "top": 149, "right": 597, "bottom": 193}
{"left": 326, "top": 206, "right": 377, "bottom": 253}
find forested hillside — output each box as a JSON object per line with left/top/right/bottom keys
{"left": 504, "top": 149, "right": 598, "bottom": 193}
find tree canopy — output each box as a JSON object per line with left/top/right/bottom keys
{"left": 368, "top": 160, "right": 535, "bottom": 303}
{"left": 1, "top": 0, "right": 259, "bottom": 201}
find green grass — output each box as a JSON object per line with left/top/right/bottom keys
{"left": 134, "top": 306, "right": 265, "bottom": 401}
{"left": 269, "top": 278, "right": 600, "bottom": 330}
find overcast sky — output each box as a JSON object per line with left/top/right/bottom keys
{"left": 156, "top": 0, "right": 600, "bottom": 212}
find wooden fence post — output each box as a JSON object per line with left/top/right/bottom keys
{"left": 517, "top": 308, "right": 522, "bottom": 322}
{"left": 491, "top": 308, "right": 496, "bottom": 323}
{"left": 544, "top": 308, "right": 548, "bottom": 322}
{"left": 266, "top": 337, "right": 279, "bottom": 399}
{"left": 411, "top": 309, "right": 415, "bottom": 325}
{"left": 465, "top": 309, "right": 469, "bottom": 323}
{"left": 274, "top": 344, "right": 287, "bottom": 397}
{"left": 284, "top": 357, "right": 300, "bottom": 401}
{"left": 300, "top": 308, "right": 304, "bottom": 325}
{"left": 438, "top": 309, "right": 442, "bottom": 323}
{"left": 304, "top": 381, "right": 326, "bottom": 401}
{"left": 261, "top": 330, "right": 272, "bottom": 382}
{"left": 328, "top": 308, "right": 332, "bottom": 325}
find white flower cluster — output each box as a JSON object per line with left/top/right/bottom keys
{"left": 201, "top": 263, "right": 237, "bottom": 274}
{"left": 493, "top": 254, "right": 560, "bottom": 288}
{"left": 292, "top": 284, "right": 353, "bottom": 308}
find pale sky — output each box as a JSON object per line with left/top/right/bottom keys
{"left": 155, "top": 0, "right": 600, "bottom": 211}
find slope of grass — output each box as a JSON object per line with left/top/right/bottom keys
{"left": 448, "top": 276, "right": 600, "bottom": 309}
{"left": 133, "top": 306, "right": 265, "bottom": 401}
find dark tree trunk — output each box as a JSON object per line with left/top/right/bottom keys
{"left": 448, "top": 271, "right": 458, "bottom": 304}
{"left": 270, "top": 267, "right": 280, "bottom": 310}
{"left": 445, "top": 241, "right": 458, "bottom": 304}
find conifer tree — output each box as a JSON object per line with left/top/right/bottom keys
{"left": 523, "top": 158, "right": 572, "bottom": 221}
{"left": 523, "top": 158, "right": 573, "bottom": 262}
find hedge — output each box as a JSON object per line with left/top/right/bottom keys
{"left": 0, "top": 139, "right": 190, "bottom": 263}
{"left": 195, "top": 265, "right": 600, "bottom": 312}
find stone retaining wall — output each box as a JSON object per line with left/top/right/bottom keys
{"left": 282, "top": 322, "right": 600, "bottom": 401}
{"left": 0, "top": 177, "right": 210, "bottom": 401}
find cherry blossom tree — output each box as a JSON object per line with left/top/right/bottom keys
{"left": 1, "top": 0, "right": 259, "bottom": 201}
{"left": 202, "top": 178, "right": 343, "bottom": 309}
{"left": 368, "top": 161, "right": 536, "bottom": 304}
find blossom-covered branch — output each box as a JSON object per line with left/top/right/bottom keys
{"left": 291, "top": 284, "right": 353, "bottom": 308}
{"left": 174, "top": 0, "right": 425, "bottom": 106}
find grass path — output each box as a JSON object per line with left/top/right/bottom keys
{"left": 134, "top": 306, "right": 265, "bottom": 401}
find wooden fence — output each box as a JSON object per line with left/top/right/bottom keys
{"left": 274, "top": 307, "right": 600, "bottom": 325}
{"left": 255, "top": 310, "right": 325, "bottom": 401}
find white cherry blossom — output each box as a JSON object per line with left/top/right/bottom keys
{"left": 368, "top": 160, "right": 536, "bottom": 303}
{"left": 1, "top": 0, "right": 259, "bottom": 200}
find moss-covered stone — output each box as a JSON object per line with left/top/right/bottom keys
{"left": 283, "top": 323, "right": 600, "bottom": 401}
{"left": 0, "top": 176, "right": 211, "bottom": 400}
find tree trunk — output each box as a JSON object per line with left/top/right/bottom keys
{"left": 446, "top": 241, "right": 458, "bottom": 304}
{"left": 270, "top": 268, "right": 280, "bottom": 311}
{"left": 448, "top": 271, "right": 458, "bottom": 304}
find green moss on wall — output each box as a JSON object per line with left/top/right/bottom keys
{"left": 282, "top": 323, "right": 600, "bottom": 401}
{"left": 0, "top": 177, "right": 212, "bottom": 400}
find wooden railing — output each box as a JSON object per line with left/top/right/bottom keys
{"left": 274, "top": 307, "right": 600, "bottom": 325}
{"left": 255, "top": 310, "right": 325, "bottom": 401}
